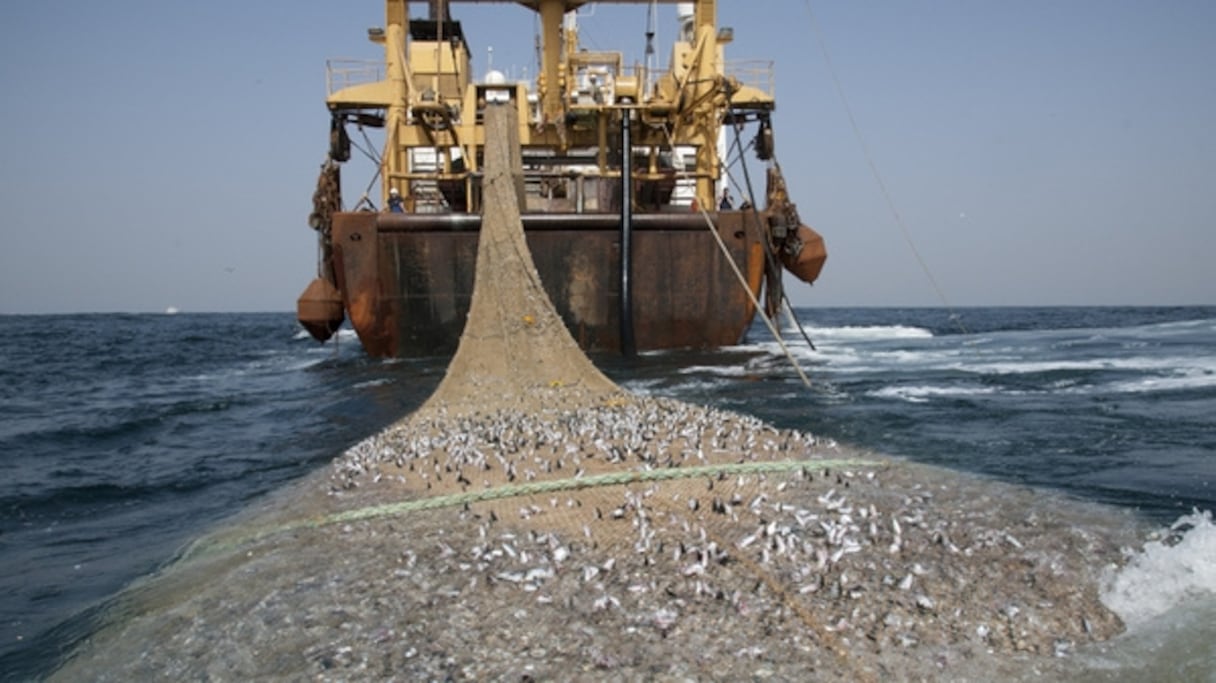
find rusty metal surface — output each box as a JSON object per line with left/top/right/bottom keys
{"left": 331, "top": 212, "right": 395, "bottom": 356}
{"left": 331, "top": 210, "right": 766, "bottom": 358}
{"left": 296, "top": 277, "right": 345, "bottom": 342}
{"left": 781, "top": 224, "right": 828, "bottom": 285}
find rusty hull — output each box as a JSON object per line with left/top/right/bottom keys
{"left": 330, "top": 211, "right": 766, "bottom": 357}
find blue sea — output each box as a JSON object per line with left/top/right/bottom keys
{"left": 2, "top": 307, "right": 1214, "bottom": 680}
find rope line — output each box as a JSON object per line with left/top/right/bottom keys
{"left": 801, "top": 1, "right": 969, "bottom": 336}
{"left": 184, "top": 458, "right": 875, "bottom": 559}
{"left": 333, "top": 458, "right": 873, "bottom": 524}
{"left": 659, "top": 125, "right": 814, "bottom": 388}
{"left": 722, "top": 119, "right": 820, "bottom": 353}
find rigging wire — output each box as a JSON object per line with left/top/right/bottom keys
{"left": 356, "top": 123, "right": 382, "bottom": 165}
{"left": 333, "top": 120, "right": 383, "bottom": 211}
{"left": 801, "top": 0, "right": 969, "bottom": 335}
{"left": 359, "top": 167, "right": 383, "bottom": 210}
{"left": 645, "top": 0, "right": 658, "bottom": 93}
{"left": 724, "top": 116, "right": 819, "bottom": 352}
{"left": 336, "top": 120, "right": 385, "bottom": 210}
{"left": 660, "top": 124, "right": 813, "bottom": 388}
{"left": 533, "top": 13, "right": 542, "bottom": 80}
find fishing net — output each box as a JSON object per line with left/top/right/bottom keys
{"left": 419, "top": 102, "right": 621, "bottom": 416}
{"left": 51, "top": 105, "right": 1146, "bottom": 682}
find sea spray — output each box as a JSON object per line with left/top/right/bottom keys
{"left": 1101, "top": 509, "right": 1216, "bottom": 628}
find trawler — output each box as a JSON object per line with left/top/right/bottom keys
{"left": 297, "top": 0, "right": 826, "bottom": 357}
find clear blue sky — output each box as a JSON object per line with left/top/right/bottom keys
{"left": 1, "top": 1, "right": 1212, "bottom": 313}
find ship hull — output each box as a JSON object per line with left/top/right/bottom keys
{"left": 330, "top": 211, "right": 766, "bottom": 357}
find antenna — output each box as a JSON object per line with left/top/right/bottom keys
{"left": 645, "top": 0, "right": 657, "bottom": 92}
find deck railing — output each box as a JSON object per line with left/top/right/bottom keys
{"left": 725, "top": 59, "right": 775, "bottom": 98}
{"left": 326, "top": 57, "right": 772, "bottom": 101}
{"left": 326, "top": 59, "right": 384, "bottom": 95}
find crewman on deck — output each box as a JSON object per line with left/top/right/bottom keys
{"left": 719, "top": 188, "right": 733, "bottom": 210}
{"left": 387, "top": 187, "right": 406, "bottom": 213}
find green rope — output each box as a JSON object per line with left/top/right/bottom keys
{"left": 183, "top": 458, "right": 875, "bottom": 559}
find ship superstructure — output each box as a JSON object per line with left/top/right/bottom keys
{"left": 298, "top": 0, "right": 825, "bottom": 357}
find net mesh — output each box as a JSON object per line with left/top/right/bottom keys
{"left": 420, "top": 103, "right": 621, "bottom": 417}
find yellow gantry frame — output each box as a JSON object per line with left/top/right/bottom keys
{"left": 327, "top": 0, "right": 774, "bottom": 210}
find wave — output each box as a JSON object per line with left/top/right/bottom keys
{"left": 1140, "top": 317, "right": 1216, "bottom": 333}
{"left": 960, "top": 355, "right": 1211, "bottom": 376}
{"left": 1102, "top": 510, "right": 1216, "bottom": 629}
{"left": 868, "top": 384, "right": 1003, "bottom": 403}
{"left": 293, "top": 327, "right": 358, "bottom": 342}
{"left": 799, "top": 324, "right": 934, "bottom": 342}
{"left": 0, "top": 479, "right": 214, "bottom": 519}
{"left": 185, "top": 351, "right": 331, "bottom": 382}
{"left": 352, "top": 378, "right": 395, "bottom": 389}
{"left": 853, "top": 369, "right": 1216, "bottom": 403}
{"left": 745, "top": 341, "right": 968, "bottom": 376}
{"left": 5, "top": 397, "right": 244, "bottom": 447}
{"left": 1098, "top": 371, "right": 1216, "bottom": 395}
{"left": 677, "top": 364, "right": 751, "bottom": 378}
{"left": 622, "top": 376, "right": 737, "bottom": 397}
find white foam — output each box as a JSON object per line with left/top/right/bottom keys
{"left": 960, "top": 354, "right": 1205, "bottom": 376}
{"left": 802, "top": 324, "right": 934, "bottom": 342}
{"left": 620, "top": 378, "right": 726, "bottom": 396}
{"left": 353, "top": 378, "right": 394, "bottom": 389}
{"left": 1143, "top": 317, "right": 1216, "bottom": 333}
{"left": 619, "top": 378, "right": 665, "bottom": 393}
{"left": 1101, "top": 510, "right": 1216, "bottom": 630}
{"left": 678, "top": 364, "right": 750, "bottom": 378}
{"left": 1100, "top": 369, "right": 1216, "bottom": 394}
{"left": 293, "top": 327, "right": 357, "bottom": 342}
{"left": 868, "top": 384, "right": 1001, "bottom": 403}
{"left": 671, "top": 378, "right": 737, "bottom": 395}
{"left": 868, "top": 349, "right": 960, "bottom": 364}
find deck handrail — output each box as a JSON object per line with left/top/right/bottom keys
{"left": 326, "top": 58, "right": 384, "bottom": 95}
{"left": 725, "top": 59, "right": 774, "bottom": 98}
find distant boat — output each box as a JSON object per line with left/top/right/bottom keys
{"left": 165, "top": 306, "right": 180, "bottom": 315}
{"left": 297, "top": 0, "right": 827, "bottom": 357}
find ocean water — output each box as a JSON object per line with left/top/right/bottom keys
{"left": 1, "top": 307, "right": 1214, "bottom": 680}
